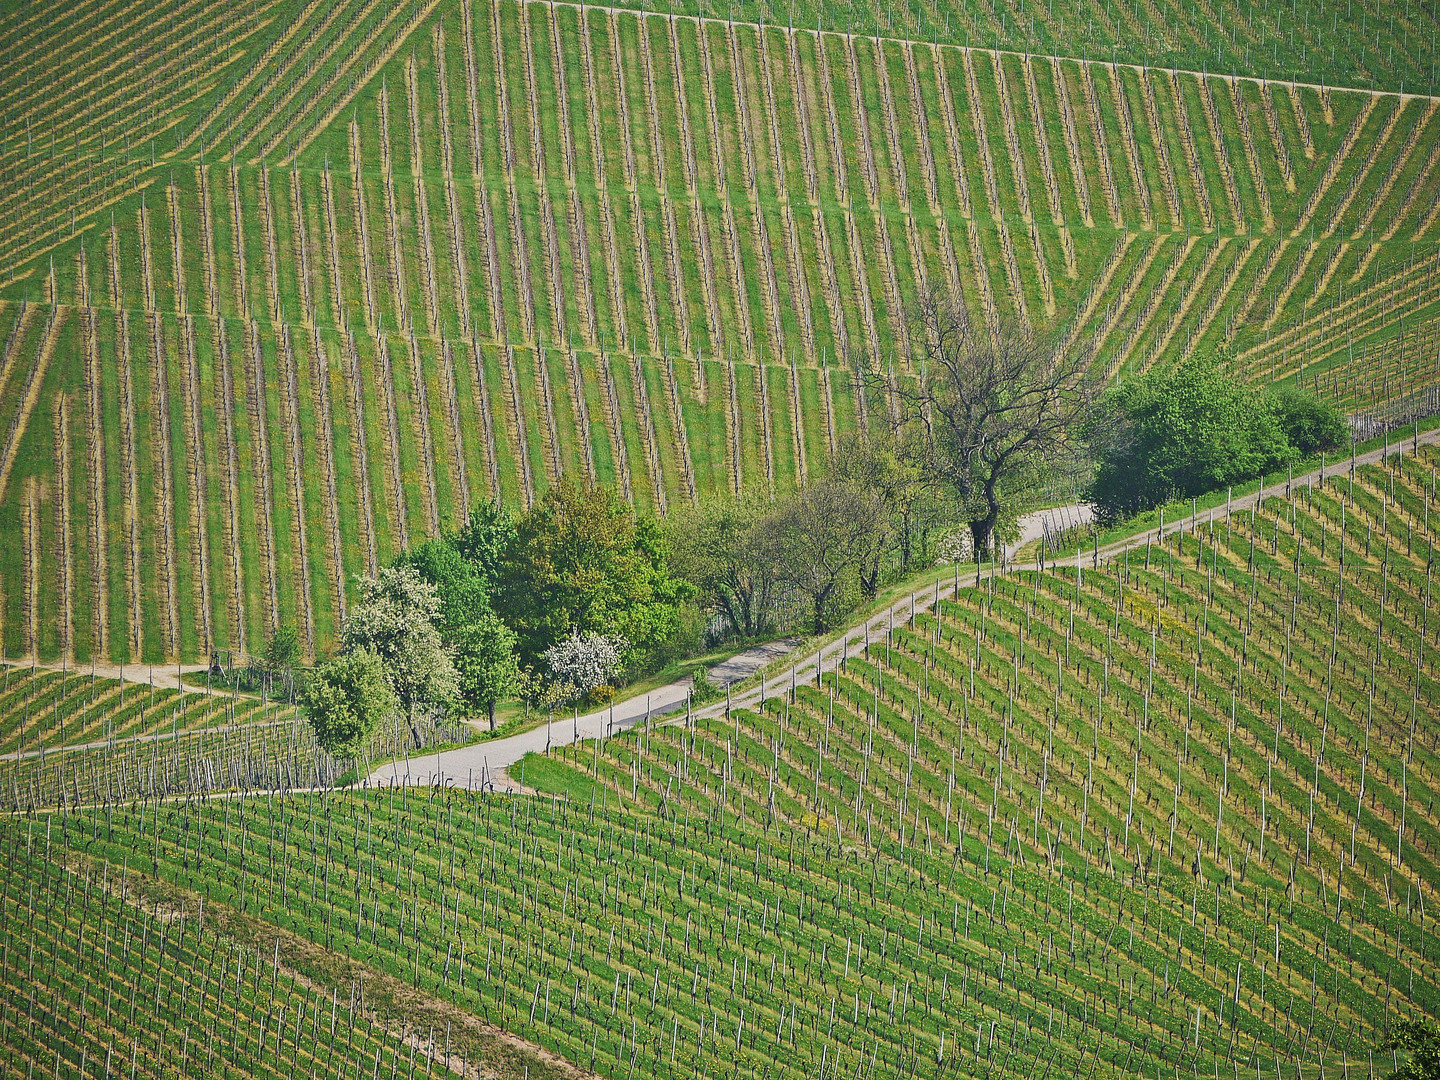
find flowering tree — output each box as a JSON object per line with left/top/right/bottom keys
{"left": 341, "top": 566, "right": 457, "bottom": 724}
{"left": 542, "top": 631, "right": 628, "bottom": 700}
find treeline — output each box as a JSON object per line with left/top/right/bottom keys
{"left": 293, "top": 293, "right": 1351, "bottom": 756}
{"left": 671, "top": 432, "right": 956, "bottom": 639}
{"left": 299, "top": 485, "right": 693, "bottom": 753}
{"left": 298, "top": 439, "right": 962, "bottom": 756}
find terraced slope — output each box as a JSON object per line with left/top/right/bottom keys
{"left": 31, "top": 445, "right": 1440, "bottom": 1080}
{"left": 0, "top": 834, "right": 534, "bottom": 1080}
{"left": 0, "top": 664, "right": 271, "bottom": 755}
{"left": 0, "top": 661, "right": 473, "bottom": 809}
{"left": 1, "top": 0, "right": 1438, "bottom": 664}
{"left": 0, "top": 0, "right": 1431, "bottom": 290}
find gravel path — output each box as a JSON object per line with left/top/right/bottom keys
{"left": 367, "top": 639, "right": 796, "bottom": 791}
{"left": 2, "top": 658, "right": 214, "bottom": 691}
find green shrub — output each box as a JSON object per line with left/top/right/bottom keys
{"left": 1087, "top": 357, "right": 1338, "bottom": 523}
{"left": 1266, "top": 386, "right": 1348, "bottom": 455}
{"left": 299, "top": 648, "right": 397, "bottom": 757}
{"left": 689, "top": 666, "right": 723, "bottom": 705}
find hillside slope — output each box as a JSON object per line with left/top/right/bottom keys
{"left": 8, "top": 443, "right": 1436, "bottom": 1080}
{"left": 1, "top": 0, "right": 1432, "bottom": 291}
{"left": 1, "top": 0, "right": 1438, "bottom": 662}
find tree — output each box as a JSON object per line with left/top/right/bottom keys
{"left": 895, "top": 289, "right": 1095, "bottom": 560}
{"left": 341, "top": 566, "right": 458, "bottom": 725}
{"left": 390, "top": 511, "right": 523, "bottom": 727}
{"left": 495, "top": 480, "right": 693, "bottom": 670}
{"left": 829, "top": 429, "right": 949, "bottom": 595}
{"left": 1267, "top": 386, "right": 1348, "bottom": 455}
{"left": 452, "top": 500, "right": 516, "bottom": 595}
{"left": 1383, "top": 1019, "right": 1440, "bottom": 1080}
{"left": 542, "top": 630, "right": 629, "bottom": 700}
{"left": 258, "top": 626, "right": 301, "bottom": 698}
{"left": 393, "top": 535, "right": 490, "bottom": 636}
{"left": 451, "top": 611, "right": 522, "bottom": 730}
{"left": 668, "top": 495, "right": 784, "bottom": 640}
{"left": 763, "top": 478, "right": 886, "bottom": 634}
{"left": 299, "top": 648, "right": 397, "bottom": 757}
{"left": 263, "top": 626, "right": 301, "bottom": 672}
{"left": 1087, "top": 355, "right": 1297, "bottom": 523}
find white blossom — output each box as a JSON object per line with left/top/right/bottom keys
{"left": 542, "top": 631, "right": 628, "bottom": 696}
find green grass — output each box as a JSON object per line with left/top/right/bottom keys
{"left": 32, "top": 450, "right": 1440, "bottom": 1076}
{"left": 3, "top": 8, "right": 1440, "bottom": 662}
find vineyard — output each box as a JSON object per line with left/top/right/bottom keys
{"left": 6, "top": 6, "right": 1440, "bottom": 1074}
{"left": 0, "top": 0, "right": 1434, "bottom": 295}
{"left": 0, "top": 837, "right": 453, "bottom": 1079}
{"left": 0, "top": 661, "right": 471, "bottom": 810}
{"left": 3, "top": 444, "right": 1437, "bottom": 1078}
{"left": 0, "top": 0, "right": 1438, "bottom": 663}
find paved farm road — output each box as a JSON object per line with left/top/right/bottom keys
{"left": 365, "top": 501, "right": 1094, "bottom": 792}
{"left": 366, "top": 638, "right": 795, "bottom": 792}
{"left": 376, "top": 427, "right": 1437, "bottom": 793}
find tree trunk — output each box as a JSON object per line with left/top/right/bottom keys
{"left": 812, "top": 584, "right": 833, "bottom": 635}
{"left": 970, "top": 517, "right": 995, "bottom": 563}
{"left": 860, "top": 555, "right": 881, "bottom": 599}
{"left": 969, "top": 476, "right": 1003, "bottom": 563}
{"left": 737, "top": 591, "right": 756, "bottom": 640}
{"left": 488, "top": 700, "right": 496, "bottom": 732}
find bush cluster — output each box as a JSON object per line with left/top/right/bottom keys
{"left": 1087, "top": 358, "right": 1348, "bottom": 524}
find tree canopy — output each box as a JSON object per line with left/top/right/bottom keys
{"left": 1384, "top": 1019, "right": 1440, "bottom": 1080}
{"left": 897, "top": 290, "right": 1094, "bottom": 558}
{"left": 668, "top": 495, "right": 783, "bottom": 641}
{"left": 1087, "top": 357, "right": 1347, "bottom": 523}
{"left": 450, "top": 611, "right": 522, "bottom": 730}
{"left": 494, "top": 480, "right": 693, "bottom": 671}
{"left": 341, "top": 566, "right": 458, "bottom": 724}
{"left": 451, "top": 501, "right": 516, "bottom": 597}
{"left": 828, "top": 430, "right": 949, "bottom": 594}
{"left": 763, "top": 478, "right": 887, "bottom": 634}
{"left": 299, "top": 648, "right": 397, "bottom": 757}
{"left": 1268, "top": 386, "right": 1350, "bottom": 455}
{"left": 392, "top": 535, "right": 490, "bottom": 637}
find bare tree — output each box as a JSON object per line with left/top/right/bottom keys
{"left": 764, "top": 479, "right": 887, "bottom": 634}
{"left": 829, "top": 428, "right": 952, "bottom": 595}
{"left": 891, "top": 288, "right": 1094, "bottom": 560}
{"left": 669, "top": 495, "right": 785, "bottom": 640}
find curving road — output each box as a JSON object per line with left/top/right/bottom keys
{"left": 704, "top": 430, "right": 1439, "bottom": 722}
{"left": 369, "top": 426, "right": 1436, "bottom": 792}
{"left": 366, "top": 502, "right": 1094, "bottom": 792}
{"left": 10, "top": 431, "right": 1423, "bottom": 795}
{"left": 367, "top": 639, "right": 796, "bottom": 791}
